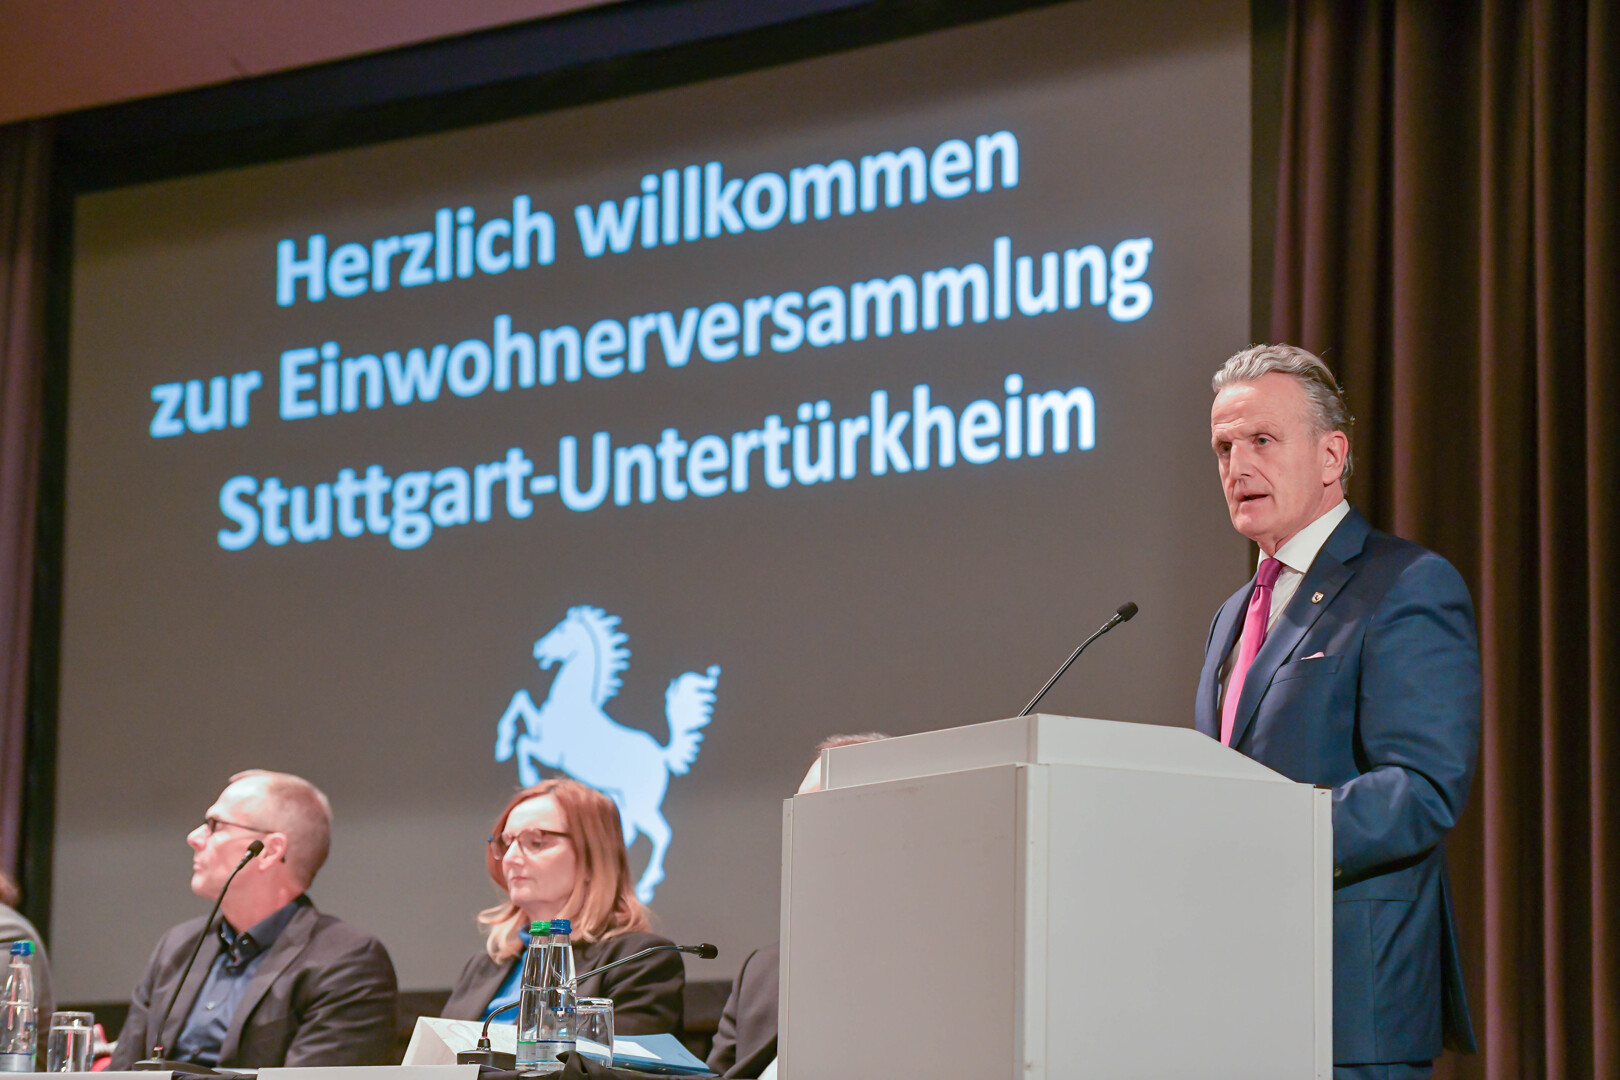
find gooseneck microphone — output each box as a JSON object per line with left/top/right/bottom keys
{"left": 576, "top": 941, "right": 717, "bottom": 983}
{"left": 134, "top": 838, "right": 265, "bottom": 1072}
{"left": 1019, "top": 602, "right": 1139, "bottom": 717}
{"left": 458, "top": 942, "right": 719, "bottom": 1067}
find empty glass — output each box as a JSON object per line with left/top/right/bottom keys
{"left": 574, "top": 998, "right": 613, "bottom": 1067}
{"left": 46, "top": 1012, "right": 93, "bottom": 1072}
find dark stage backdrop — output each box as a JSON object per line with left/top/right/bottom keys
{"left": 54, "top": 0, "right": 1250, "bottom": 999}
{"left": 1268, "top": 3, "right": 1619, "bottom": 1076}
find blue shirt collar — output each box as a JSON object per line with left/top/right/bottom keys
{"left": 218, "top": 895, "right": 304, "bottom": 973}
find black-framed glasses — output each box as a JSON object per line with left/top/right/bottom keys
{"left": 204, "top": 816, "right": 270, "bottom": 836}
{"left": 488, "top": 829, "right": 569, "bottom": 858}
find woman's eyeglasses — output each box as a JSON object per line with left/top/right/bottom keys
{"left": 488, "top": 829, "right": 569, "bottom": 858}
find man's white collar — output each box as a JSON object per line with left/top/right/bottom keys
{"left": 1265, "top": 499, "right": 1350, "bottom": 575}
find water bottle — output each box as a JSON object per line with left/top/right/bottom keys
{"left": 515, "top": 920, "right": 550, "bottom": 1070}
{"left": 0, "top": 942, "right": 36, "bottom": 1073}
{"left": 516, "top": 919, "right": 576, "bottom": 1073}
{"left": 539, "top": 919, "right": 577, "bottom": 1069}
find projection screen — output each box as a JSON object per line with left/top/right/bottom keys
{"left": 55, "top": 0, "right": 1251, "bottom": 999}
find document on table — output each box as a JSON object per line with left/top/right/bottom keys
{"left": 609, "top": 1033, "right": 711, "bottom": 1074}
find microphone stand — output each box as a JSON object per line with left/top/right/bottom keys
{"left": 576, "top": 942, "right": 719, "bottom": 983}
{"left": 456, "top": 942, "right": 718, "bottom": 1067}
{"left": 133, "top": 840, "right": 265, "bottom": 1073}
{"left": 1019, "top": 602, "right": 1139, "bottom": 717}
{"left": 457, "top": 1001, "right": 521, "bottom": 1070}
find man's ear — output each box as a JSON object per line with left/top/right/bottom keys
{"left": 255, "top": 832, "right": 291, "bottom": 868}
{"left": 1321, "top": 429, "right": 1349, "bottom": 484}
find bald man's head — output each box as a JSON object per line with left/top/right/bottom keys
{"left": 226, "top": 770, "right": 333, "bottom": 887}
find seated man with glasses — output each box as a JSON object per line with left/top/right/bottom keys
{"left": 441, "top": 778, "right": 684, "bottom": 1035}
{"left": 110, "top": 770, "right": 400, "bottom": 1069}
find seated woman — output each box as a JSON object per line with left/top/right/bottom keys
{"left": 443, "top": 779, "right": 685, "bottom": 1035}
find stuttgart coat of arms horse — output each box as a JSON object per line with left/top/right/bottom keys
{"left": 495, "top": 605, "right": 719, "bottom": 901}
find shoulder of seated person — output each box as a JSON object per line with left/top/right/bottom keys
{"left": 309, "top": 911, "right": 389, "bottom": 949}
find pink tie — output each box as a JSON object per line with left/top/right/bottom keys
{"left": 1220, "top": 557, "right": 1284, "bottom": 746}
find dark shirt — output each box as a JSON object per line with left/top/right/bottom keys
{"left": 173, "top": 898, "right": 302, "bottom": 1066}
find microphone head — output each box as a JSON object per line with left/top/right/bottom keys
{"left": 693, "top": 943, "right": 719, "bottom": 959}
{"left": 1116, "top": 602, "right": 1139, "bottom": 622}
{"left": 245, "top": 839, "right": 265, "bottom": 858}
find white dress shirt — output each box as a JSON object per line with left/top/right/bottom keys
{"left": 1220, "top": 499, "right": 1351, "bottom": 700}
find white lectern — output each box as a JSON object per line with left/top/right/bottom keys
{"left": 780, "top": 715, "right": 1331, "bottom": 1079}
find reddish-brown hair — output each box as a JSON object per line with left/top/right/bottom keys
{"left": 478, "top": 779, "right": 651, "bottom": 961}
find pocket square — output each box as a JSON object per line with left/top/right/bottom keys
{"left": 1300, "top": 651, "right": 1327, "bottom": 660}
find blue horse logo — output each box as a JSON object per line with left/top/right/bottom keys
{"left": 495, "top": 605, "right": 720, "bottom": 902}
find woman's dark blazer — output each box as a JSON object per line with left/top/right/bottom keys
{"left": 442, "top": 930, "right": 684, "bottom": 1036}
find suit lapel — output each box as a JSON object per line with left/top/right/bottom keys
{"left": 469, "top": 957, "right": 514, "bottom": 1016}
{"left": 1225, "top": 508, "right": 1371, "bottom": 751}
{"left": 1196, "top": 586, "right": 1250, "bottom": 738}
{"left": 162, "top": 921, "right": 222, "bottom": 1053}
{"left": 217, "top": 900, "right": 317, "bottom": 1065}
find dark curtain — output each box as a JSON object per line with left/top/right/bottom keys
{"left": 0, "top": 121, "right": 51, "bottom": 885}
{"left": 1270, "top": 1, "right": 1617, "bottom": 1076}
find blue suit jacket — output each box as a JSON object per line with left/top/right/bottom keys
{"left": 1195, "top": 507, "right": 1479, "bottom": 1065}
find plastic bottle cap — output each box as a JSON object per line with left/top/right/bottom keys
{"left": 549, "top": 918, "right": 570, "bottom": 934}
{"left": 529, "top": 920, "right": 551, "bottom": 935}
{"left": 8, "top": 942, "right": 31, "bottom": 957}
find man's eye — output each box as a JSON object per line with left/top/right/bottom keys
{"left": 1256, "top": 435, "right": 1272, "bottom": 446}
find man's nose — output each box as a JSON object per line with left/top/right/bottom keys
{"left": 186, "top": 825, "right": 207, "bottom": 851}
{"left": 1226, "top": 442, "right": 1256, "bottom": 479}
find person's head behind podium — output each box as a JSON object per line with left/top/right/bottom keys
{"left": 797, "top": 732, "right": 890, "bottom": 795}
{"left": 479, "top": 778, "right": 651, "bottom": 961}
{"left": 187, "top": 769, "right": 331, "bottom": 924}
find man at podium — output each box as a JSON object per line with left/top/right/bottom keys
{"left": 1198, "top": 344, "right": 1480, "bottom": 1080}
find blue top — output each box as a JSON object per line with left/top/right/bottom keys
{"left": 173, "top": 897, "right": 303, "bottom": 1066}
{"left": 480, "top": 928, "right": 531, "bottom": 1023}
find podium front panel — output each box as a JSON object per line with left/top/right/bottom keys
{"left": 782, "top": 764, "right": 1021, "bottom": 1079}
{"left": 1040, "top": 764, "right": 1321, "bottom": 1076}
{"left": 782, "top": 716, "right": 1330, "bottom": 1079}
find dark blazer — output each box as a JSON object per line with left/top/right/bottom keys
{"left": 442, "top": 930, "right": 684, "bottom": 1037}
{"left": 705, "top": 942, "right": 778, "bottom": 1079}
{"left": 1195, "top": 507, "right": 1479, "bottom": 1065}
{"left": 109, "top": 897, "right": 399, "bottom": 1069}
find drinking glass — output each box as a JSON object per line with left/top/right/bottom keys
{"left": 574, "top": 998, "right": 613, "bottom": 1067}
{"left": 46, "top": 1011, "right": 93, "bottom": 1072}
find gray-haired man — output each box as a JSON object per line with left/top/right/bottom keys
{"left": 1198, "top": 344, "right": 1480, "bottom": 1079}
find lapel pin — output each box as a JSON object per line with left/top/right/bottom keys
{"left": 1311, "top": 591, "right": 1324, "bottom": 604}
